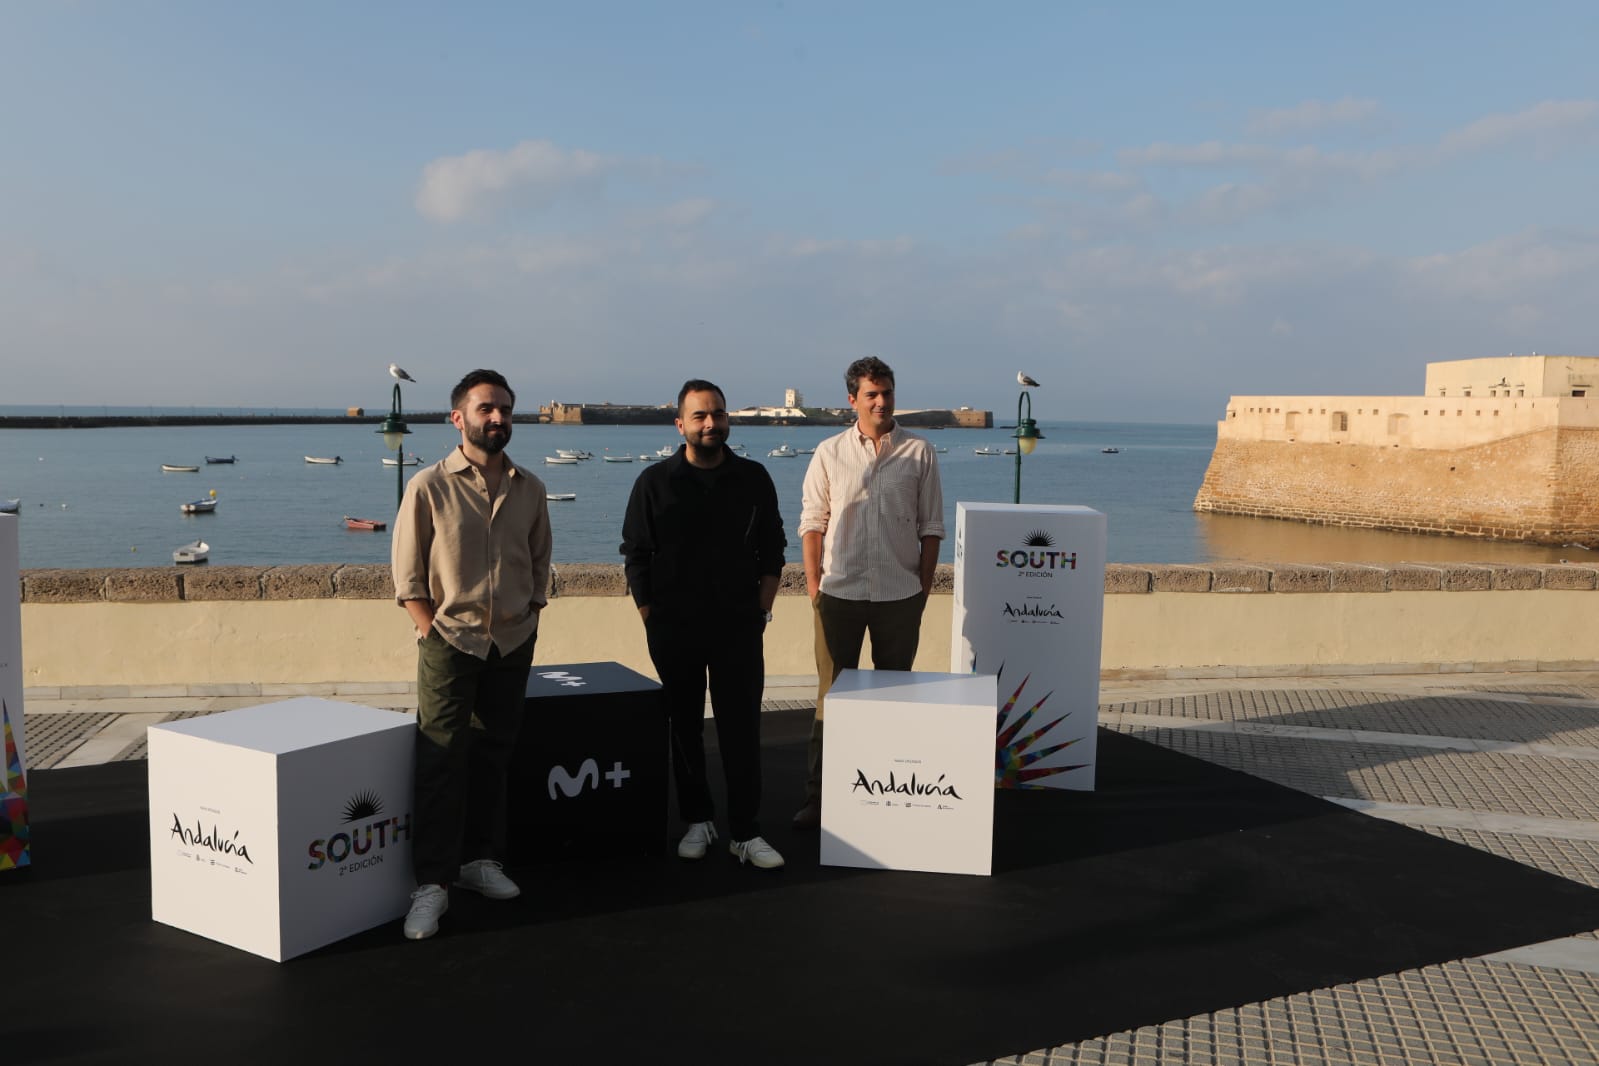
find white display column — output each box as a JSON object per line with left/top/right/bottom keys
{"left": 951, "top": 503, "right": 1106, "bottom": 791}
{"left": 0, "top": 515, "right": 27, "bottom": 870}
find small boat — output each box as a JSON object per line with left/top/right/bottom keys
{"left": 546, "top": 492, "right": 577, "bottom": 502}
{"left": 555, "top": 449, "right": 592, "bottom": 460}
{"left": 344, "top": 516, "right": 387, "bottom": 531}
{"left": 1101, "top": 447, "right": 1121, "bottom": 454}
{"left": 161, "top": 463, "right": 200, "bottom": 473}
{"left": 544, "top": 456, "right": 579, "bottom": 465}
{"left": 637, "top": 454, "right": 661, "bottom": 462}
{"left": 0, "top": 499, "right": 18, "bottom": 514}
{"left": 656, "top": 444, "right": 677, "bottom": 457}
{"left": 180, "top": 498, "right": 217, "bottom": 514}
{"left": 381, "top": 455, "right": 422, "bottom": 467}
{"left": 796, "top": 447, "right": 815, "bottom": 454}
{"left": 767, "top": 444, "right": 797, "bottom": 458}
{"left": 173, "top": 540, "right": 209, "bottom": 564}
{"left": 602, "top": 454, "right": 634, "bottom": 463}
{"left": 305, "top": 455, "right": 342, "bottom": 465}
{"left": 205, "top": 455, "right": 237, "bottom": 465}
{"left": 1003, "top": 448, "right": 1017, "bottom": 455}
{"left": 974, "top": 446, "right": 1002, "bottom": 456}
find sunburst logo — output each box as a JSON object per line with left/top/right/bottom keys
{"left": 993, "top": 667, "right": 1087, "bottom": 788}
{"left": 342, "top": 790, "right": 384, "bottom": 823}
{"left": 1024, "top": 530, "right": 1054, "bottom": 546}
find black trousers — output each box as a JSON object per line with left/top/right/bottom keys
{"left": 646, "top": 616, "right": 766, "bottom": 841}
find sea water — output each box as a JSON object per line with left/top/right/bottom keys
{"left": 0, "top": 421, "right": 1580, "bottom": 569}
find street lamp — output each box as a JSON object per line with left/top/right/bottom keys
{"left": 1012, "top": 388, "right": 1043, "bottom": 504}
{"left": 377, "top": 381, "right": 411, "bottom": 508}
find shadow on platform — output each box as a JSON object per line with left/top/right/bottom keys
{"left": 14, "top": 709, "right": 1599, "bottom": 1065}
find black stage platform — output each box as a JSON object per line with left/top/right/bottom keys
{"left": 16, "top": 709, "right": 1599, "bottom": 1065}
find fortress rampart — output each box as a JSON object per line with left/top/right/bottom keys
{"left": 1195, "top": 357, "right": 1599, "bottom": 545}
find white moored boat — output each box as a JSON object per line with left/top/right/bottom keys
{"left": 161, "top": 463, "right": 200, "bottom": 473}
{"left": 767, "top": 444, "right": 797, "bottom": 458}
{"left": 173, "top": 540, "right": 210, "bottom": 564}
{"left": 180, "top": 497, "right": 217, "bottom": 514}
{"left": 305, "top": 455, "right": 342, "bottom": 465}
{"left": 544, "top": 456, "right": 579, "bottom": 465}
{"left": 546, "top": 492, "right": 577, "bottom": 502}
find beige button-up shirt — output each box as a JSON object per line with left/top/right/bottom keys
{"left": 798, "top": 422, "right": 944, "bottom": 602}
{"left": 392, "top": 446, "right": 552, "bottom": 659}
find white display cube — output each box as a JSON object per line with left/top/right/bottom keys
{"left": 148, "top": 699, "right": 415, "bottom": 961}
{"left": 951, "top": 502, "right": 1107, "bottom": 791}
{"left": 820, "top": 670, "right": 997, "bottom": 877}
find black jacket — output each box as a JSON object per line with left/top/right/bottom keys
{"left": 620, "top": 446, "right": 786, "bottom": 621}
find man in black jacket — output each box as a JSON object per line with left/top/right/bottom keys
{"left": 620, "top": 379, "right": 787, "bottom": 869}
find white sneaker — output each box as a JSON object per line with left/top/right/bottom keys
{"left": 677, "top": 821, "right": 717, "bottom": 860}
{"left": 404, "top": 884, "right": 448, "bottom": 940}
{"left": 729, "top": 836, "right": 785, "bottom": 869}
{"left": 454, "top": 859, "right": 520, "bottom": 900}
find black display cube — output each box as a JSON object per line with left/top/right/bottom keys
{"left": 508, "top": 661, "right": 668, "bottom": 861}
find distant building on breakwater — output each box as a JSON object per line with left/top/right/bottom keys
{"left": 1194, "top": 355, "right": 1599, "bottom": 546}
{"left": 540, "top": 391, "right": 991, "bottom": 428}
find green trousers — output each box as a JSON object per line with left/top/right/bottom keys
{"left": 412, "top": 628, "right": 536, "bottom": 887}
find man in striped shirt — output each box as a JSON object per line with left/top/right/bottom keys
{"left": 793, "top": 356, "right": 945, "bottom": 830}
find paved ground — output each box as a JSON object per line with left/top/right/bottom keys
{"left": 23, "top": 670, "right": 1599, "bottom": 1065}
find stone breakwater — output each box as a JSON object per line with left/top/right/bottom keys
{"left": 20, "top": 560, "right": 1599, "bottom": 603}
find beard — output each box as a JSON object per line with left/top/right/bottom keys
{"left": 685, "top": 428, "right": 725, "bottom": 453}
{"left": 467, "top": 420, "right": 511, "bottom": 455}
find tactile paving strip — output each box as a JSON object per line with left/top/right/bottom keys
{"left": 983, "top": 958, "right": 1599, "bottom": 1066}
{"left": 119, "top": 709, "right": 221, "bottom": 762}
{"left": 20, "top": 712, "right": 117, "bottom": 769}
{"left": 1102, "top": 691, "right": 1599, "bottom": 748}
{"left": 1106, "top": 722, "right": 1599, "bottom": 822}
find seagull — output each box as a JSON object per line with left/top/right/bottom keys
{"left": 1017, "top": 371, "right": 1041, "bottom": 387}
{"left": 389, "top": 363, "right": 418, "bottom": 383}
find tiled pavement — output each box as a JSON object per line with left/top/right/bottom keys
{"left": 23, "top": 671, "right": 1599, "bottom": 1065}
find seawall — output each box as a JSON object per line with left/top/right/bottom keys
{"left": 1194, "top": 431, "right": 1599, "bottom": 545}
{"left": 18, "top": 562, "right": 1599, "bottom": 694}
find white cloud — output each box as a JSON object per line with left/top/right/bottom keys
{"left": 1438, "top": 99, "right": 1599, "bottom": 156}
{"left": 1248, "top": 97, "right": 1381, "bottom": 136}
{"left": 415, "top": 139, "right": 618, "bottom": 222}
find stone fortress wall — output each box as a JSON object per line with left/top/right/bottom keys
{"left": 1194, "top": 355, "right": 1599, "bottom": 545}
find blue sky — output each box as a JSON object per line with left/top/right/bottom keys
{"left": 4, "top": 2, "right": 1597, "bottom": 422}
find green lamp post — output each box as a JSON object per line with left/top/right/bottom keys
{"left": 377, "top": 381, "right": 411, "bottom": 508}
{"left": 1012, "top": 388, "right": 1043, "bottom": 504}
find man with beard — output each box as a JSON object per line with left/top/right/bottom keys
{"left": 621, "top": 379, "right": 787, "bottom": 869}
{"left": 392, "top": 369, "right": 552, "bottom": 939}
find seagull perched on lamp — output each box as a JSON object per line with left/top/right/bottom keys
{"left": 389, "top": 363, "right": 418, "bottom": 383}
{"left": 1017, "top": 371, "right": 1041, "bottom": 387}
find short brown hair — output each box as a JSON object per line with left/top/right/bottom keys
{"left": 450, "top": 369, "right": 516, "bottom": 410}
{"left": 845, "top": 356, "right": 894, "bottom": 397}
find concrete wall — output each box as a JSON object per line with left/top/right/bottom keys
{"left": 18, "top": 562, "right": 1599, "bottom": 694}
